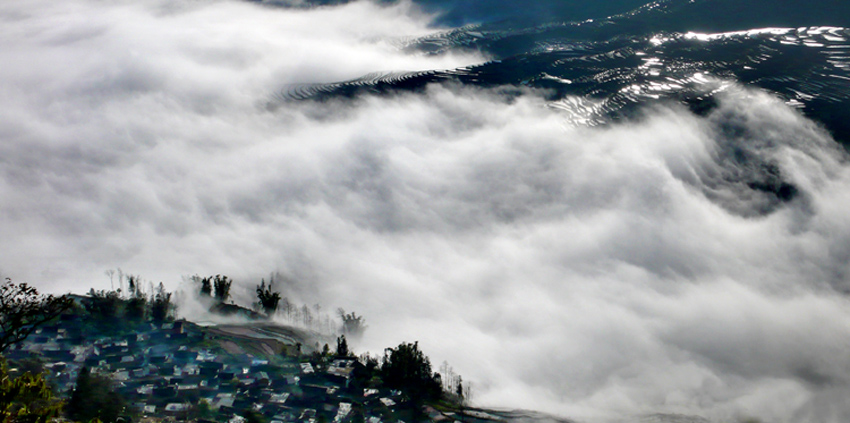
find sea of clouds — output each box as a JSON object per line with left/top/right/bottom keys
{"left": 3, "top": 0, "right": 850, "bottom": 422}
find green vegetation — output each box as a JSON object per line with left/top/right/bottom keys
{"left": 0, "top": 357, "right": 63, "bottom": 423}
{"left": 0, "top": 279, "right": 69, "bottom": 423}
{"left": 83, "top": 289, "right": 122, "bottom": 324}
{"left": 150, "top": 282, "right": 174, "bottom": 323}
{"left": 381, "top": 342, "right": 442, "bottom": 403}
{"left": 66, "top": 367, "right": 128, "bottom": 423}
{"left": 0, "top": 279, "right": 73, "bottom": 353}
{"left": 84, "top": 280, "right": 175, "bottom": 330}
{"left": 125, "top": 275, "right": 147, "bottom": 323}
{"left": 2, "top": 273, "right": 469, "bottom": 423}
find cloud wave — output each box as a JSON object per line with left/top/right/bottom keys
{"left": 3, "top": 0, "right": 850, "bottom": 422}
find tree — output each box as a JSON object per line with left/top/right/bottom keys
{"left": 242, "top": 408, "right": 266, "bottom": 423}
{"left": 337, "top": 309, "right": 367, "bottom": 340}
{"left": 0, "top": 279, "right": 72, "bottom": 353}
{"left": 0, "top": 357, "right": 63, "bottom": 423}
{"left": 66, "top": 367, "right": 127, "bottom": 423}
{"left": 193, "top": 275, "right": 212, "bottom": 298}
{"left": 336, "top": 335, "right": 350, "bottom": 357}
{"left": 255, "top": 279, "right": 281, "bottom": 317}
{"left": 302, "top": 305, "right": 312, "bottom": 328}
{"left": 83, "top": 289, "right": 121, "bottom": 322}
{"left": 192, "top": 399, "right": 212, "bottom": 420}
{"left": 381, "top": 342, "right": 442, "bottom": 403}
{"left": 150, "top": 283, "right": 174, "bottom": 324}
{"left": 65, "top": 367, "right": 91, "bottom": 421}
{"left": 280, "top": 298, "right": 293, "bottom": 322}
{"left": 456, "top": 375, "right": 464, "bottom": 423}
{"left": 124, "top": 275, "right": 147, "bottom": 323}
{"left": 105, "top": 269, "right": 116, "bottom": 291}
{"left": 213, "top": 275, "right": 232, "bottom": 303}
{"left": 350, "top": 407, "right": 365, "bottom": 423}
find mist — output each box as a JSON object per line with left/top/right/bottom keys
{"left": 4, "top": 0, "right": 850, "bottom": 422}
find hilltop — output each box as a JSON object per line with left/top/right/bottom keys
{"left": 1, "top": 278, "right": 581, "bottom": 423}
{"left": 4, "top": 292, "right": 487, "bottom": 423}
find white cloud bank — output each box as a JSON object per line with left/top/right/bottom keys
{"left": 3, "top": 0, "right": 850, "bottom": 422}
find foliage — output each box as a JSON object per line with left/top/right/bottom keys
{"left": 150, "top": 282, "right": 174, "bottom": 324}
{"left": 66, "top": 367, "right": 128, "bottom": 423}
{"left": 241, "top": 408, "right": 266, "bottom": 423}
{"left": 0, "top": 279, "right": 73, "bottom": 353}
{"left": 362, "top": 354, "right": 379, "bottom": 375}
{"left": 349, "top": 407, "right": 365, "bottom": 423}
{"left": 85, "top": 276, "right": 174, "bottom": 325}
{"left": 381, "top": 342, "right": 442, "bottom": 403}
{"left": 255, "top": 279, "right": 281, "bottom": 316}
{"left": 7, "top": 358, "right": 43, "bottom": 379}
{"left": 213, "top": 275, "right": 232, "bottom": 303}
{"left": 124, "top": 275, "right": 147, "bottom": 323}
{"left": 83, "top": 289, "right": 122, "bottom": 322}
{"left": 337, "top": 309, "right": 367, "bottom": 340}
{"left": 336, "top": 335, "right": 350, "bottom": 357}
{"left": 193, "top": 275, "right": 213, "bottom": 298}
{"left": 0, "top": 358, "right": 63, "bottom": 423}
{"left": 192, "top": 399, "right": 212, "bottom": 420}
{"left": 125, "top": 295, "right": 147, "bottom": 322}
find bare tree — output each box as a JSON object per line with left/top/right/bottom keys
{"left": 301, "top": 304, "right": 312, "bottom": 328}
{"left": 0, "top": 279, "right": 73, "bottom": 353}
{"left": 105, "top": 269, "right": 115, "bottom": 291}
{"left": 280, "top": 297, "right": 293, "bottom": 323}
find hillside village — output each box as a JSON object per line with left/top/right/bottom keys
{"left": 1, "top": 284, "right": 495, "bottom": 423}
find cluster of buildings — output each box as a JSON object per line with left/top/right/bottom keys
{"left": 6, "top": 313, "right": 408, "bottom": 423}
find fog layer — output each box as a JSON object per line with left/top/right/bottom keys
{"left": 3, "top": 0, "right": 850, "bottom": 422}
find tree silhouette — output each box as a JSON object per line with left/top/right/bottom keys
{"left": 255, "top": 279, "right": 281, "bottom": 316}
{"left": 242, "top": 408, "right": 266, "bottom": 423}
{"left": 150, "top": 282, "right": 173, "bottom": 323}
{"left": 381, "top": 341, "right": 442, "bottom": 405}
{"left": 193, "top": 275, "right": 212, "bottom": 298}
{"left": 0, "top": 279, "right": 72, "bottom": 353}
{"left": 125, "top": 275, "right": 147, "bottom": 323}
{"left": 83, "top": 289, "right": 121, "bottom": 322}
{"left": 280, "top": 297, "right": 293, "bottom": 322}
{"left": 302, "top": 305, "right": 312, "bottom": 328}
{"left": 213, "top": 275, "right": 232, "bottom": 303}
{"left": 67, "top": 367, "right": 128, "bottom": 423}
{"left": 337, "top": 308, "right": 367, "bottom": 340}
{"left": 336, "top": 335, "right": 350, "bottom": 357}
